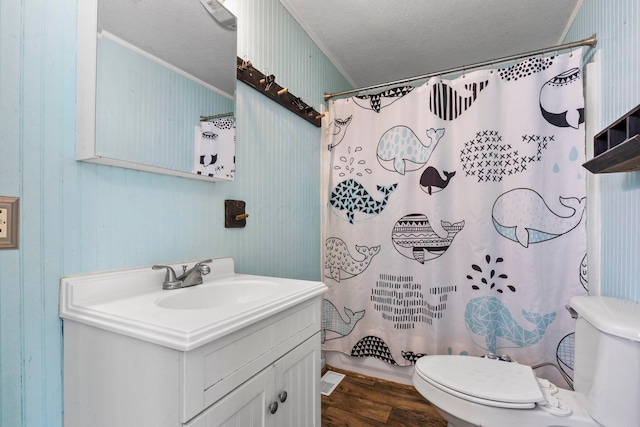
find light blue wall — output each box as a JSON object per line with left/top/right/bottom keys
{"left": 565, "top": 0, "right": 640, "bottom": 302}
{"left": 0, "top": 0, "right": 350, "bottom": 426}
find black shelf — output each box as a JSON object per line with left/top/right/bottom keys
{"left": 583, "top": 103, "right": 640, "bottom": 173}
{"left": 583, "top": 135, "right": 640, "bottom": 173}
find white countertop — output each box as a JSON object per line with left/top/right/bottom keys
{"left": 60, "top": 257, "right": 327, "bottom": 351}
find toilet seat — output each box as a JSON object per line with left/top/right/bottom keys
{"left": 415, "top": 355, "right": 546, "bottom": 409}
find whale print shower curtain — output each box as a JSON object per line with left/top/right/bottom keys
{"left": 322, "top": 50, "right": 586, "bottom": 387}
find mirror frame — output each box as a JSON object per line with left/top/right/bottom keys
{"left": 76, "top": 0, "right": 233, "bottom": 182}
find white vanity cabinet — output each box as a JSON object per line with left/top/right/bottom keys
{"left": 64, "top": 296, "right": 322, "bottom": 427}
{"left": 60, "top": 259, "right": 326, "bottom": 427}
{"left": 187, "top": 334, "right": 319, "bottom": 427}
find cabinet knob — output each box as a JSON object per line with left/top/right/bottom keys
{"left": 278, "top": 391, "right": 288, "bottom": 403}
{"left": 268, "top": 401, "right": 278, "bottom": 414}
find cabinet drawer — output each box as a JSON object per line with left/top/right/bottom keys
{"left": 185, "top": 366, "right": 273, "bottom": 427}
{"left": 181, "top": 296, "right": 322, "bottom": 421}
{"left": 185, "top": 333, "right": 321, "bottom": 427}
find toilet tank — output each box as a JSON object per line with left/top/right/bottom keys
{"left": 570, "top": 296, "right": 640, "bottom": 427}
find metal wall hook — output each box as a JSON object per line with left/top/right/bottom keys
{"left": 262, "top": 74, "right": 275, "bottom": 91}
{"left": 237, "top": 57, "right": 252, "bottom": 72}
{"left": 293, "top": 97, "right": 305, "bottom": 110}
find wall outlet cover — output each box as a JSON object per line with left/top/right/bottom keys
{"left": 0, "top": 196, "right": 19, "bottom": 249}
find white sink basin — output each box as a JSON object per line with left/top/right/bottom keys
{"left": 156, "top": 280, "right": 279, "bottom": 309}
{"left": 59, "top": 257, "right": 327, "bottom": 351}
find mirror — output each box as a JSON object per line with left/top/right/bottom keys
{"left": 77, "top": 0, "right": 237, "bottom": 181}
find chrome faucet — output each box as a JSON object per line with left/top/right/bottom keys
{"left": 152, "top": 259, "right": 213, "bottom": 290}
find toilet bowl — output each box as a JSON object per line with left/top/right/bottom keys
{"left": 412, "top": 296, "right": 640, "bottom": 427}
{"left": 412, "top": 356, "right": 596, "bottom": 426}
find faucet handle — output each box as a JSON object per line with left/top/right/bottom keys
{"left": 152, "top": 265, "right": 182, "bottom": 289}
{"left": 195, "top": 259, "right": 213, "bottom": 275}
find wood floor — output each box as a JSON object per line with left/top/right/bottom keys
{"left": 321, "top": 366, "right": 447, "bottom": 427}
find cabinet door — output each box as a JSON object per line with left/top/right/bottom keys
{"left": 186, "top": 365, "right": 274, "bottom": 427}
{"left": 271, "top": 333, "right": 321, "bottom": 427}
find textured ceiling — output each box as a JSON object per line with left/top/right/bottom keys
{"left": 280, "top": 0, "right": 583, "bottom": 89}
{"left": 98, "top": 0, "right": 237, "bottom": 97}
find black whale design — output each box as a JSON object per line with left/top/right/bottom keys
{"left": 420, "top": 167, "right": 456, "bottom": 195}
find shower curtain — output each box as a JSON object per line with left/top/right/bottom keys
{"left": 322, "top": 50, "right": 586, "bottom": 387}
{"left": 194, "top": 117, "right": 236, "bottom": 179}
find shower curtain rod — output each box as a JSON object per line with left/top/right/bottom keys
{"left": 200, "top": 111, "right": 234, "bottom": 121}
{"left": 324, "top": 33, "right": 597, "bottom": 101}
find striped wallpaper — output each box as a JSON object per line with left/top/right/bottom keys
{"left": 0, "top": 0, "right": 350, "bottom": 425}
{"left": 565, "top": 0, "right": 640, "bottom": 302}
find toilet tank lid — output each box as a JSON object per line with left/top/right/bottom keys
{"left": 570, "top": 296, "right": 640, "bottom": 342}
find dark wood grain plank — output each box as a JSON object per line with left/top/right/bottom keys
{"left": 321, "top": 365, "right": 447, "bottom": 426}
{"left": 322, "top": 406, "right": 389, "bottom": 427}
{"left": 387, "top": 407, "right": 447, "bottom": 427}
{"left": 322, "top": 391, "right": 392, "bottom": 422}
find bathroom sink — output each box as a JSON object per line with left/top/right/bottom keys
{"left": 59, "top": 257, "right": 327, "bottom": 350}
{"left": 156, "top": 280, "right": 279, "bottom": 309}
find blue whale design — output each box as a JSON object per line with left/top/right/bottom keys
{"left": 465, "top": 296, "right": 556, "bottom": 353}
{"left": 492, "top": 188, "right": 585, "bottom": 248}
{"left": 377, "top": 127, "right": 444, "bottom": 175}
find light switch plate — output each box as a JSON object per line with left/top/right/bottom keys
{"left": 0, "top": 196, "right": 19, "bottom": 249}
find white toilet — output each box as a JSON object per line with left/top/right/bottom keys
{"left": 412, "top": 296, "right": 640, "bottom": 426}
